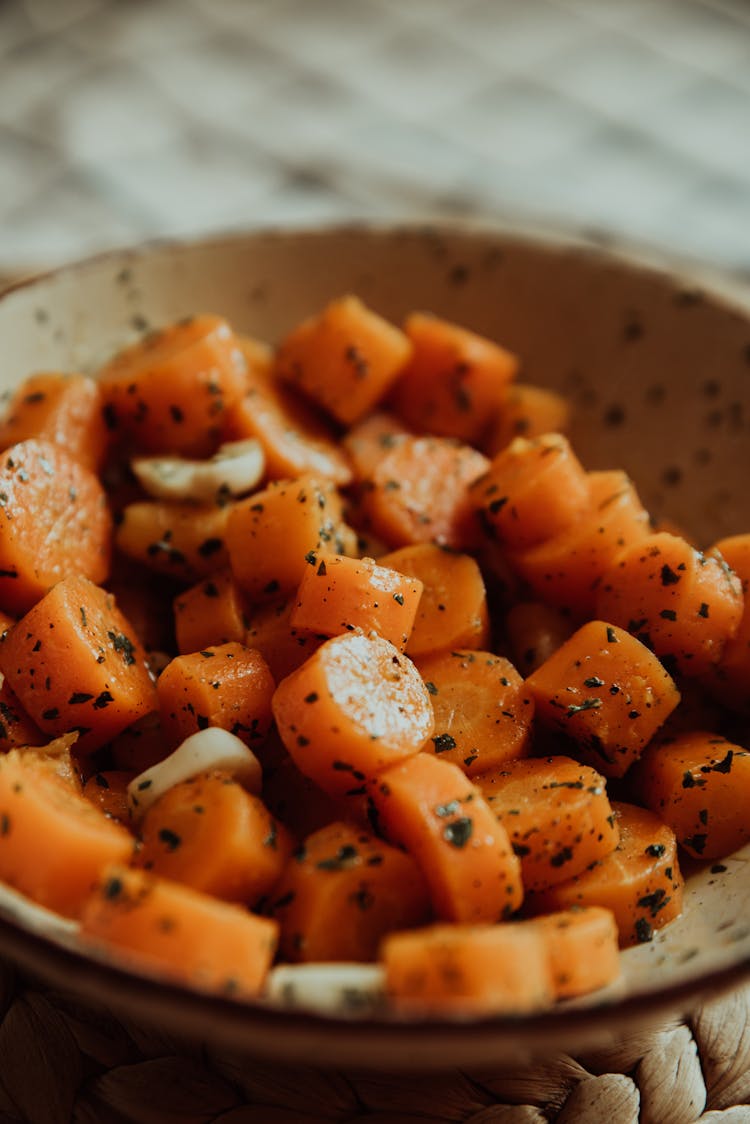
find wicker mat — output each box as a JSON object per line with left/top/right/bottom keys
{"left": 0, "top": 962, "right": 747, "bottom": 1124}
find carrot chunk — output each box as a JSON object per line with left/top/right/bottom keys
{"left": 0, "top": 575, "right": 156, "bottom": 754}
{"left": 486, "top": 383, "right": 571, "bottom": 456}
{"left": 371, "top": 754, "right": 523, "bottom": 923}
{"left": 527, "top": 906, "right": 620, "bottom": 999}
{"left": 81, "top": 864, "right": 278, "bottom": 997}
{"left": 342, "top": 411, "right": 411, "bottom": 483}
{"left": 272, "top": 633, "right": 434, "bottom": 799}
{"left": 82, "top": 770, "right": 133, "bottom": 824}
{"left": 416, "top": 649, "right": 533, "bottom": 776}
{"left": 526, "top": 621, "right": 680, "bottom": 778}
{"left": 115, "top": 500, "right": 230, "bottom": 585}
{"left": 0, "top": 680, "right": 45, "bottom": 751}
{"left": 174, "top": 570, "right": 249, "bottom": 655}
{"left": 475, "top": 756, "right": 619, "bottom": 891}
{"left": 505, "top": 601, "right": 574, "bottom": 676}
{"left": 274, "top": 296, "right": 411, "bottom": 426}
{"left": 244, "top": 598, "right": 323, "bottom": 683}
{"left": 706, "top": 534, "right": 750, "bottom": 712}
{"left": 0, "top": 372, "right": 110, "bottom": 472}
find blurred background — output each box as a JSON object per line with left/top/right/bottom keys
{"left": 2, "top": 0, "right": 750, "bottom": 279}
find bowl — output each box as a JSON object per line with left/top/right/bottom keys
{"left": 0, "top": 223, "right": 749, "bottom": 1070}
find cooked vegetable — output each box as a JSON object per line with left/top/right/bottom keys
{"left": 82, "top": 770, "right": 133, "bottom": 824}
{"left": 505, "top": 601, "right": 574, "bottom": 676}
{"left": 486, "top": 383, "right": 570, "bottom": 456}
{"left": 131, "top": 439, "right": 264, "bottom": 503}
{"left": 706, "top": 534, "right": 750, "bottom": 712}
{"left": 529, "top": 906, "right": 620, "bottom": 999}
{"left": 173, "top": 570, "right": 249, "bottom": 655}
{"left": 115, "top": 500, "right": 231, "bottom": 584}
{"left": 0, "top": 371, "right": 110, "bottom": 472}
{"left": 243, "top": 597, "right": 323, "bottom": 683}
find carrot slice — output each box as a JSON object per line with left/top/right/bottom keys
{"left": 290, "top": 554, "right": 423, "bottom": 651}
{"left": 527, "top": 907, "right": 620, "bottom": 1000}
{"left": 115, "top": 500, "right": 230, "bottom": 585}
{"left": 379, "top": 544, "right": 490, "bottom": 658}
{"left": 272, "top": 633, "right": 434, "bottom": 799}
{"left": 596, "top": 532, "right": 744, "bottom": 678}
{"left": 505, "top": 601, "right": 574, "bottom": 676}
{"left": 244, "top": 598, "right": 323, "bottom": 683}
{"left": 174, "top": 570, "right": 249, "bottom": 655}
{"left": 371, "top": 754, "right": 523, "bottom": 923}
{"left": 80, "top": 864, "right": 278, "bottom": 997}
{"left": 474, "top": 756, "right": 619, "bottom": 891}
{"left": 390, "top": 312, "right": 518, "bottom": 445}
{"left": 486, "top": 383, "right": 571, "bottom": 456}
{"left": 0, "top": 752, "right": 133, "bottom": 917}
{"left": 270, "top": 820, "right": 431, "bottom": 963}
{"left": 526, "top": 621, "right": 681, "bottom": 777}
{"left": 706, "top": 534, "right": 750, "bottom": 712}
{"left": 0, "top": 439, "right": 111, "bottom": 615}
{"left": 157, "top": 642, "right": 275, "bottom": 749}
{"left": 274, "top": 295, "right": 411, "bottom": 426}
{"left": 82, "top": 770, "right": 133, "bottom": 824}
{"left": 526, "top": 801, "right": 684, "bottom": 948}
{"left": 98, "top": 315, "right": 247, "bottom": 457}
{"left": 0, "top": 372, "right": 110, "bottom": 472}
{"left": 0, "top": 575, "right": 157, "bottom": 754}
{"left": 416, "top": 649, "right": 533, "bottom": 776}
{"left": 634, "top": 731, "right": 750, "bottom": 860}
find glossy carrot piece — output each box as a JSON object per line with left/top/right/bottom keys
{"left": 596, "top": 532, "right": 743, "bottom": 678}
{"left": 475, "top": 756, "right": 619, "bottom": 891}
{"left": 505, "top": 601, "right": 575, "bottom": 676}
{"left": 115, "top": 500, "right": 230, "bottom": 585}
{"left": 274, "top": 295, "right": 411, "bottom": 425}
{"left": 173, "top": 570, "right": 249, "bottom": 655}
{"left": 706, "top": 534, "right": 750, "bottom": 712}
{"left": 371, "top": 754, "right": 523, "bottom": 923}
{"left": 81, "top": 864, "right": 278, "bottom": 997}
{"left": 486, "top": 383, "right": 571, "bottom": 456}
{"left": 341, "top": 411, "right": 411, "bottom": 483}
{"left": 82, "top": 770, "right": 133, "bottom": 824}
{"left": 243, "top": 598, "right": 323, "bottom": 683}
{"left": 272, "top": 633, "right": 434, "bottom": 799}
{"left": 527, "top": 907, "right": 620, "bottom": 1000}
{"left": 379, "top": 544, "right": 490, "bottom": 658}
{"left": 416, "top": 649, "right": 533, "bottom": 776}
{"left": 526, "top": 621, "right": 680, "bottom": 778}
{"left": 390, "top": 312, "right": 518, "bottom": 445}
{"left": 0, "top": 372, "right": 110, "bottom": 472}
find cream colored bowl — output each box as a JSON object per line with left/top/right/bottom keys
{"left": 0, "top": 224, "right": 748, "bottom": 1069}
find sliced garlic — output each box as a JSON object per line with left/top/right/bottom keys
{"left": 264, "top": 963, "right": 386, "bottom": 1017}
{"left": 127, "top": 727, "right": 262, "bottom": 820}
{"left": 131, "top": 438, "right": 265, "bottom": 503}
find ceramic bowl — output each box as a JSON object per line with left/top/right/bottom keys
{"left": 0, "top": 224, "right": 749, "bottom": 1070}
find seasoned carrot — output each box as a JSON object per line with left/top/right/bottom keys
{"left": 81, "top": 864, "right": 278, "bottom": 997}
{"left": 526, "top": 621, "right": 680, "bottom": 778}
{"left": 471, "top": 434, "right": 590, "bottom": 550}
{"left": 416, "top": 649, "right": 533, "bottom": 776}
{"left": 0, "top": 751, "right": 133, "bottom": 917}
{"left": 381, "top": 921, "right": 552, "bottom": 1015}
{"left": 157, "top": 642, "right": 275, "bottom": 749}
{"left": 364, "top": 435, "right": 488, "bottom": 551}
{"left": 98, "top": 315, "right": 247, "bottom": 457}
{"left": 272, "top": 632, "right": 434, "bottom": 799}
{"left": 0, "top": 439, "right": 111, "bottom": 615}
{"left": 290, "top": 554, "right": 423, "bottom": 651}
{"left": 596, "top": 532, "right": 744, "bottom": 678}
{"left": 82, "top": 770, "right": 133, "bottom": 824}
{"left": 634, "top": 731, "right": 750, "bottom": 860}
{"left": 115, "top": 500, "right": 230, "bottom": 585}
{"left": 505, "top": 601, "right": 575, "bottom": 676}
{"left": 706, "top": 534, "right": 750, "bottom": 712}
{"left": 0, "top": 372, "right": 110, "bottom": 472}
{"left": 270, "top": 820, "right": 431, "bottom": 963}
{"left": 274, "top": 295, "right": 411, "bottom": 426}
{"left": 341, "top": 411, "right": 411, "bottom": 483}
{"left": 486, "top": 383, "right": 571, "bottom": 456}
{"left": 173, "top": 570, "right": 248, "bottom": 655}
{"left": 106, "top": 559, "right": 176, "bottom": 656}
{"left": 379, "top": 544, "right": 490, "bottom": 658}
{"left": 527, "top": 907, "right": 620, "bottom": 1000}
{"left": 390, "top": 312, "right": 518, "bottom": 445}
{"left": 0, "top": 575, "right": 157, "bottom": 754}
{"left": 138, "top": 772, "right": 292, "bottom": 904}
{"left": 508, "top": 469, "right": 650, "bottom": 616}
{"left": 244, "top": 598, "right": 323, "bottom": 683}
{"left": 371, "top": 754, "right": 523, "bottom": 923}
{"left": 474, "top": 756, "right": 619, "bottom": 891}
{"left": 526, "top": 802, "right": 684, "bottom": 948}
{"left": 0, "top": 680, "right": 45, "bottom": 751}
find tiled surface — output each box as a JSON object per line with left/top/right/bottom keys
{"left": 1, "top": 0, "right": 750, "bottom": 273}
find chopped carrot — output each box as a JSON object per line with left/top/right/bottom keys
{"left": 341, "top": 411, "right": 411, "bottom": 483}
{"left": 0, "top": 372, "right": 110, "bottom": 472}
{"left": 115, "top": 500, "right": 230, "bottom": 585}
{"left": 505, "top": 601, "right": 575, "bottom": 676}
{"left": 106, "top": 558, "right": 176, "bottom": 655}
{"left": 173, "top": 570, "right": 249, "bottom": 655}
{"left": 706, "top": 534, "right": 750, "bottom": 712}
{"left": 82, "top": 770, "right": 133, "bottom": 824}
{"left": 526, "top": 621, "right": 680, "bottom": 778}
{"left": 274, "top": 295, "right": 411, "bottom": 425}
{"left": 0, "top": 680, "right": 45, "bottom": 751}
{"left": 416, "top": 649, "right": 533, "bottom": 776}
{"left": 80, "top": 864, "right": 278, "bottom": 997}
{"left": 486, "top": 383, "right": 571, "bottom": 456}
{"left": 527, "top": 907, "right": 620, "bottom": 999}
{"left": 244, "top": 598, "right": 323, "bottom": 683}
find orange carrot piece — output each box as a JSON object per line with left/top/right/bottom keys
{"left": 596, "top": 532, "right": 744, "bottom": 678}
{"left": 272, "top": 633, "right": 434, "bottom": 799}
{"left": 485, "top": 383, "right": 571, "bottom": 456}
{"left": 290, "top": 554, "right": 423, "bottom": 651}
{"left": 475, "top": 756, "right": 619, "bottom": 891}
{"left": 508, "top": 469, "right": 650, "bottom": 616}
{"left": 505, "top": 601, "right": 575, "bottom": 676}
{"left": 471, "top": 433, "right": 590, "bottom": 550}
{"left": 244, "top": 598, "right": 323, "bottom": 683}
{"left": 157, "top": 642, "right": 275, "bottom": 749}
{"left": 0, "top": 752, "right": 133, "bottom": 917}
{"left": 173, "top": 570, "right": 249, "bottom": 655}
{"left": 270, "top": 820, "right": 431, "bottom": 963}
{"left": 80, "top": 864, "right": 278, "bottom": 997}
{"left": 82, "top": 770, "right": 133, "bottom": 824}
{"left": 115, "top": 500, "right": 230, "bottom": 585}
{"left": 0, "top": 372, "right": 110, "bottom": 472}
{"left": 527, "top": 907, "right": 620, "bottom": 1000}
{"left": 526, "top": 621, "right": 680, "bottom": 778}
{"left": 371, "top": 754, "right": 523, "bottom": 923}
{"left": 379, "top": 544, "right": 490, "bottom": 658}
{"left": 341, "top": 411, "right": 411, "bottom": 483}
{"left": 416, "top": 649, "right": 533, "bottom": 776}
{"left": 98, "top": 315, "right": 247, "bottom": 457}
{"left": 274, "top": 295, "right": 411, "bottom": 426}
{"left": 390, "top": 312, "right": 518, "bottom": 445}
{"left": 706, "top": 534, "right": 750, "bottom": 712}
{"left": 634, "top": 731, "right": 750, "bottom": 860}
{"left": 138, "top": 772, "right": 292, "bottom": 904}
{"left": 0, "top": 575, "right": 157, "bottom": 754}
{"left": 381, "top": 921, "right": 552, "bottom": 1015}
{"left": 0, "top": 679, "right": 45, "bottom": 751}
{"left": 0, "top": 439, "right": 111, "bottom": 615}
{"left": 526, "top": 801, "right": 684, "bottom": 948}
{"left": 364, "top": 435, "right": 488, "bottom": 551}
